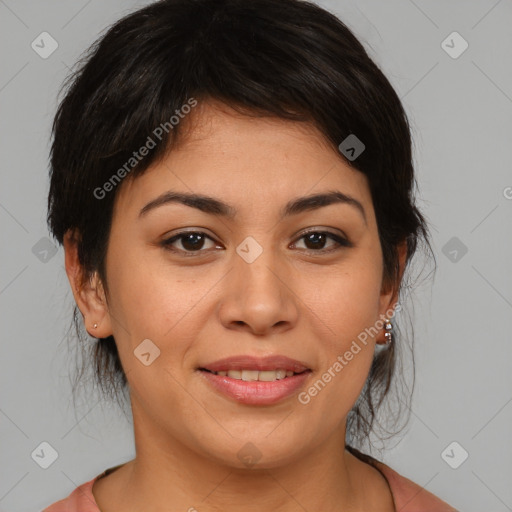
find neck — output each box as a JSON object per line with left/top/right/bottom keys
{"left": 126, "top": 434, "right": 359, "bottom": 512}
{"left": 93, "top": 398, "right": 389, "bottom": 511}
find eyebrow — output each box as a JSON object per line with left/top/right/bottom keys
{"left": 139, "top": 189, "right": 367, "bottom": 225}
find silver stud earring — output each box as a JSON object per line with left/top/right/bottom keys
{"left": 93, "top": 323, "right": 98, "bottom": 329}
{"left": 384, "top": 318, "right": 392, "bottom": 345}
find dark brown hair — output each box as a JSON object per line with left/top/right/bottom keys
{"left": 47, "top": 0, "right": 436, "bottom": 451}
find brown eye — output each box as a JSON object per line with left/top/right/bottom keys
{"left": 161, "top": 231, "right": 219, "bottom": 254}
{"left": 292, "top": 231, "right": 351, "bottom": 253}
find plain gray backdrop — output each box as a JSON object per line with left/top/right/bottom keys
{"left": 1, "top": 0, "right": 511, "bottom": 510}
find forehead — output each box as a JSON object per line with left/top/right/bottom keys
{"left": 176, "top": 100, "right": 334, "bottom": 151}
{"left": 114, "top": 100, "right": 372, "bottom": 221}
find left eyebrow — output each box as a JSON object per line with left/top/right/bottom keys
{"left": 139, "top": 189, "right": 367, "bottom": 225}
{"left": 281, "top": 190, "right": 367, "bottom": 225}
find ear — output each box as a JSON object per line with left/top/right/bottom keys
{"left": 376, "top": 239, "right": 408, "bottom": 344}
{"left": 63, "top": 229, "right": 113, "bottom": 339}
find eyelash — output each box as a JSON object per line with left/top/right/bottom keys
{"left": 160, "top": 229, "right": 351, "bottom": 257}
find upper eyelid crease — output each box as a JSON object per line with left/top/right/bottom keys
{"left": 139, "top": 190, "right": 367, "bottom": 226}
{"left": 162, "top": 230, "right": 350, "bottom": 253}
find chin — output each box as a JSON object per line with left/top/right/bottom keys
{"left": 195, "top": 431, "right": 314, "bottom": 471}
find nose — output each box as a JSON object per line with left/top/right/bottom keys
{"left": 217, "top": 245, "right": 299, "bottom": 336}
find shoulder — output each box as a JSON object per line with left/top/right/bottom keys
{"left": 372, "top": 460, "right": 459, "bottom": 512}
{"left": 345, "top": 445, "right": 458, "bottom": 511}
{"left": 41, "top": 474, "right": 101, "bottom": 512}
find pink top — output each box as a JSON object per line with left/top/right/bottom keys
{"left": 42, "top": 460, "right": 458, "bottom": 511}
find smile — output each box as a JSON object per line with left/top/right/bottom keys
{"left": 203, "top": 368, "right": 298, "bottom": 381}
{"left": 197, "top": 361, "right": 312, "bottom": 405}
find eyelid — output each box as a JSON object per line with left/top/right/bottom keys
{"left": 160, "top": 227, "right": 352, "bottom": 255}
{"left": 291, "top": 228, "right": 352, "bottom": 251}
{"left": 294, "top": 226, "right": 349, "bottom": 240}
{"left": 160, "top": 230, "right": 220, "bottom": 255}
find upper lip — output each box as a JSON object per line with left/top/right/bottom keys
{"left": 200, "top": 355, "right": 311, "bottom": 373}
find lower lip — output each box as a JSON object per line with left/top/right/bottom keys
{"left": 198, "top": 370, "right": 311, "bottom": 405}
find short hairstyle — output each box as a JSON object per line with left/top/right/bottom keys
{"left": 47, "top": 0, "right": 435, "bottom": 450}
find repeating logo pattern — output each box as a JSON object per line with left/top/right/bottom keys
{"left": 0, "top": 1, "right": 510, "bottom": 511}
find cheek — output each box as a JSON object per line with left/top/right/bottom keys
{"left": 301, "top": 252, "right": 383, "bottom": 342}
{"left": 107, "top": 243, "right": 176, "bottom": 333}
{"left": 104, "top": 247, "right": 215, "bottom": 369}
{"left": 104, "top": 254, "right": 211, "bottom": 412}
{"left": 296, "top": 254, "right": 383, "bottom": 409}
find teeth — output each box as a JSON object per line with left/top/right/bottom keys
{"left": 260, "top": 370, "right": 282, "bottom": 381}
{"left": 214, "top": 369, "right": 297, "bottom": 381}
{"left": 241, "top": 370, "right": 259, "bottom": 381}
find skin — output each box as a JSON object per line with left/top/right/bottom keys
{"left": 64, "top": 99, "right": 406, "bottom": 511}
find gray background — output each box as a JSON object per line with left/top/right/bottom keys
{"left": 1, "top": 0, "right": 511, "bottom": 510}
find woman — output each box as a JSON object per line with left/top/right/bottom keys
{"left": 43, "top": 0, "right": 457, "bottom": 510}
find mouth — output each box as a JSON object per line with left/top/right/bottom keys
{"left": 197, "top": 355, "right": 312, "bottom": 405}
{"left": 199, "top": 368, "right": 307, "bottom": 381}
{"left": 198, "top": 354, "right": 311, "bottom": 374}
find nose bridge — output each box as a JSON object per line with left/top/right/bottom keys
{"left": 234, "top": 233, "right": 284, "bottom": 299}
{"left": 218, "top": 233, "right": 298, "bottom": 333}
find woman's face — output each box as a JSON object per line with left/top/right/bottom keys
{"left": 81, "top": 100, "right": 400, "bottom": 468}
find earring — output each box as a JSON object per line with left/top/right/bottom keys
{"left": 384, "top": 318, "right": 392, "bottom": 345}
{"left": 93, "top": 323, "right": 98, "bottom": 329}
